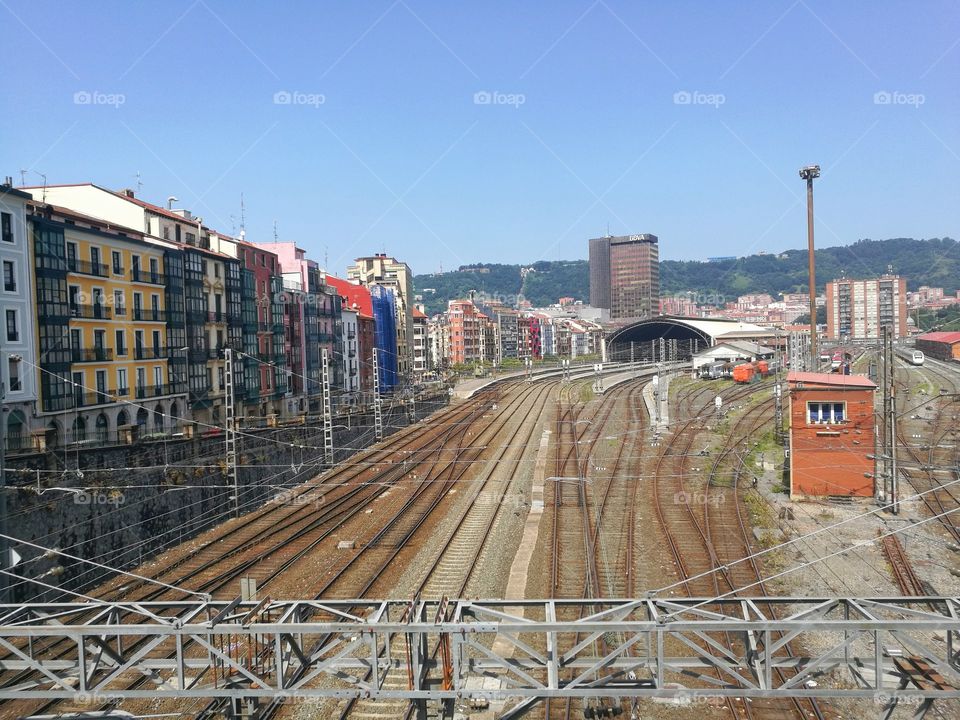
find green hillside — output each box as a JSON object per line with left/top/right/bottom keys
{"left": 412, "top": 237, "right": 958, "bottom": 315}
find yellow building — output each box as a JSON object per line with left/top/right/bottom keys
{"left": 29, "top": 203, "right": 188, "bottom": 446}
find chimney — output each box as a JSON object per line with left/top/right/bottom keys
{"left": 121, "top": 188, "right": 135, "bottom": 198}
{"left": 3, "top": 176, "right": 12, "bottom": 188}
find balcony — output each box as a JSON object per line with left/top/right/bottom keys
{"left": 73, "top": 390, "right": 116, "bottom": 408}
{"left": 208, "top": 311, "right": 227, "bottom": 324}
{"left": 72, "top": 348, "right": 114, "bottom": 363}
{"left": 68, "top": 259, "right": 109, "bottom": 277}
{"left": 134, "top": 346, "right": 167, "bottom": 360}
{"left": 135, "top": 383, "right": 178, "bottom": 399}
{"left": 114, "top": 307, "right": 127, "bottom": 317}
{"left": 132, "top": 308, "right": 168, "bottom": 322}
{"left": 70, "top": 304, "right": 112, "bottom": 320}
{"left": 131, "top": 269, "right": 166, "bottom": 285}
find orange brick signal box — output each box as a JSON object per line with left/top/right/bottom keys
{"left": 787, "top": 371, "right": 877, "bottom": 498}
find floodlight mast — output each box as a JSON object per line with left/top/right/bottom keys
{"left": 799, "top": 165, "right": 820, "bottom": 370}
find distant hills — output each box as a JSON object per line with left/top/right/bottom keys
{"left": 412, "top": 237, "right": 958, "bottom": 315}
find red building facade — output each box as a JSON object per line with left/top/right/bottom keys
{"left": 787, "top": 371, "right": 876, "bottom": 498}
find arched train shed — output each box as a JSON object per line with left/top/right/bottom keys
{"left": 606, "top": 316, "right": 775, "bottom": 362}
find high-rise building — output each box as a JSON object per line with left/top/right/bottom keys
{"left": 347, "top": 254, "right": 414, "bottom": 379}
{"left": 588, "top": 234, "right": 659, "bottom": 320}
{"left": 825, "top": 275, "right": 908, "bottom": 340}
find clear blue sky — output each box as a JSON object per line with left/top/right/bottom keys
{"left": 3, "top": 0, "right": 958, "bottom": 276}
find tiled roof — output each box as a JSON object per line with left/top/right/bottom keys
{"left": 916, "top": 331, "right": 960, "bottom": 344}
{"left": 787, "top": 371, "right": 876, "bottom": 388}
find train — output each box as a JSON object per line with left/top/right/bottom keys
{"left": 909, "top": 350, "right": 925, "bottom": 366}
{"left": 732, "top": 359, "right": 779, "bottom": 384}
{"left": 698, "top": 361, "right": 733, "bottom": 380}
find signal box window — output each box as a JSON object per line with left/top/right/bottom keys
{"left": 807, "top": 401, "right": 845, "bottom": 425}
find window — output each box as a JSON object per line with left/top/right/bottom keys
{"left": 66, "top": 242, "right": 77, "bottom": 270}
{"left": 202, "top": 259, "right": 208, "bottom": 276}
{"left": 5, "top": 309, "right": 17, "bottom": 342}
{"left": 90, "top": 246, "right": 101, "bottom": 270}
{"left": 162, "top": 226, "right": 170, "bottom": 240}
{"left": 93, "top": 329, "right": 105, "bottom": 351}
{"left": 71, "top": 328, "right": 82, "bottom": 350}
{"left": 152, "top": 330, "right": 160, "bottom": 355}
{"left": 2, "top": 260, "right": 14, "bottom": 291}
{"left": 136, "top": 367, "right": 146, "bottom": 390}
{"left": 1, "top": 212, "right": 12, "bottom": 243}
{"left": 113, "top": 289, "right": 125, "bottom": 315}
{"left": 218, "top": 366, "right": 225, "bottom": 390}
{"left": 154, "top": 366, "right": 163, "bottom": 389}
{"left": 117, "top": 368, "right": 128, "bottom": 394}
{"left": 112, "top": 251, "right": 122, "bottom": 275}
{"left": 95, "top": 370, "right": 107, "bottom": 395}
{"left": 8, "top": 357, "right": 21, "bottom": 391}
{"left": 149, "top": 257, "right": 159, "bottom": 281}
{"left": 214, "top": 263, "right": 220, "bottom": 278}
{"left": 115, "top": 329, "right": 126, "bottom": 356}
{"left": 135, "top": 330, "right": 144, "bottom": 357}
{"left": 807, "top": 401, "right": 846, "bottom": 425}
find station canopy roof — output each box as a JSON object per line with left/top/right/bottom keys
{"left": 607, "top": 316, "right": 777, "bottom": 347}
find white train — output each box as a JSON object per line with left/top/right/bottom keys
{"left": 909, "top": 350, "right": 925, "bottom": 366}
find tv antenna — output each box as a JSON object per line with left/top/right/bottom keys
{"left": 273, "top": 220, "right": 279, "bottom": 242}
{"left": 240, "top": 192, "right": 246, "bottom": 233}
{"left": 136, "top": 170, "right": 143, "bottom": 194}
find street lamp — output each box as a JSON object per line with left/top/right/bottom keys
{"left": 799, "top": 164, "right": 820, "bottom": 371}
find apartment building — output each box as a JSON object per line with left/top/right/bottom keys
{"left": 252, "top": 242, "right": 341, "bottom": 413}
{"left": 825, "top": 275, "right": 908, "bottom": 340}
{"left": 0, "top": 185, "right": 37, "bottom": 452}
{"left": 236, "top": 241, "right": 286, "bottom": 418}
{"left": 325, "top": 275, "right": 375, "bottom": 400}
{"left": 447, "top": 299, "right": 484, "bottom": 366}
{"left": 347, "top": 254, "right": 414, "bottom": 379}
{"left": 26, "top": 201, "right": 188, "bottom": 446}
{"left": 412, "top": 306, "right": 428, "bottom": 377}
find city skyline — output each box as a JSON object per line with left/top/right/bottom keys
{"left": 2, "top": 1, "right": 958, "bottom": 275}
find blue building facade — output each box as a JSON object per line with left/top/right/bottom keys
{"left": 370, "top": 285, "right": 398, "bottom": 391}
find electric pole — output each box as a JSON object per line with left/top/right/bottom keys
{"left": 321, "top": 349, "right": 333, "bottom": 467}
{"left": 224, "top": 348, "right": 239, "bottom": 519}
{"left": 800, "top": 164, "right": 820, "bottom": 370}
{"left": 372, "top": 349, "right": 383, "bottom": 442}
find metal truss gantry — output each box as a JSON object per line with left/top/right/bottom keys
{"left": 0, "top": 596, "right": 957, "bottom": 713}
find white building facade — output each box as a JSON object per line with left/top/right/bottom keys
{"left": 0, "top": 185, "right": 38, "bottom": 451}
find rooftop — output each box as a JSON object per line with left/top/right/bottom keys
{"left": 787, "top": 371, "right": 877, "bottom": 389}
{"left": 916, "top": 331, "right": 960, "bottom": 344}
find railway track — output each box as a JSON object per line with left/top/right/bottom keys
{"left": 1, "top": 387, "right": 514, "bottom": 719}
{"left": 647, "top": 379, "right": 828, "bottom": 720}
{"left": 895, "top": 358, "right": 960, "bottom": 545}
